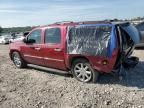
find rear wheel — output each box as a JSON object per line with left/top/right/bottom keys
{"left": 72, "top": 59, "right": 99, "bottom": 83}
{"left": 12, "top": 51, "right": 27, "bottom": 68}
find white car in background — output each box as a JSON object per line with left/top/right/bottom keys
{"left": 0, "top": 36, "right": 9, "bottom": 44}
{"left": 9, "top": 35, "right": 25, "bottom": 43}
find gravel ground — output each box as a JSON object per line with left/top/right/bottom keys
{"left": 0, "top": 45, "right": 144, "bottom": 108}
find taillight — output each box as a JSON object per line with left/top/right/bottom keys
{"left": 102, "top": 60, "right": 109, "bottom": 65}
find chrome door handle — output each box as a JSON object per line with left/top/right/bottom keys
{"left": 35, "top": 47, "right": 41, "bottom": 51}
{"left": 54, "top": 48, "right": 62, "bottom": 52}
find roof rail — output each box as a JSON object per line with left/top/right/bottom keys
{"left": 77, "top": 21, "right": 111, "bottom": 24}
{"left": 53, "top": 21, "right": 74, "bottom": 25}
{"left": 48, "top": 20, "right": 111, "bottom": 26}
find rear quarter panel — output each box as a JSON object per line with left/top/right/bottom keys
{"left": 65, "top": 49, "right": 118, "bottom": 73}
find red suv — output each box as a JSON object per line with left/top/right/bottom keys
{"left": 9, "top": 21, "right": 140, "bottom": 83}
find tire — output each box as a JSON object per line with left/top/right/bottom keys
{"left": 12, "top": 51, "right": 27, "bottom": 68}
{"left": 72, "top": 59, "right": 99, "bottom": 83}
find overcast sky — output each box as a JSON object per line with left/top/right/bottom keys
{"left": 0, "top": 0, "right": 144, "bottom": 27}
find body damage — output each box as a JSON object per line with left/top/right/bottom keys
{"left": 9, "top": 22, "right": 140, "bottom": 74}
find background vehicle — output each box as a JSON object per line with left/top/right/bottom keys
{"left": 9, "top": 21, "right": 140, "bottom": 83}
{"left": 135, "top": 22, "right": 144, "bottom": 47}
{"left": 0, "top": 35, "right": 9, "bottom": 44}
{"left": 9, "top": 34, "right": 25, "bottom": 43}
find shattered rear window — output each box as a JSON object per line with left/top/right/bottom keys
{"left": 67, "top": 25, "right": 113, "bottom": 57}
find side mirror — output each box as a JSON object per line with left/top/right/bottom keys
{"left": 23, "top": 38, "right": 27, "bottom": 43}
{"left": 23, "top": 38, "right": 36, "bottom": 44}
{"left": 24, "top": 32, "right": 29, "bottom": 37}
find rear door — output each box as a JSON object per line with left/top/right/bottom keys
{"left": 42, "top": 27, "right": 66, "bottom": 70}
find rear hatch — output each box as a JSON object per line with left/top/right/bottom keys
{"left": 116, "top": 22, "right": 140, "bottom": 69}
{"left": 118, "top": 22, "right": 140, "bottom": 56}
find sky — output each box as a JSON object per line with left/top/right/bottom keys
{"left": 0, "top": 0, "right": 144, "bottom": 27}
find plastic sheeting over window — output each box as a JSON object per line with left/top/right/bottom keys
{"left": 67, "top": 25, "right": 115, "bottom": 57}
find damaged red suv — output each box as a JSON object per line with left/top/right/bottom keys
{"left": 9, "top": 21, "right": 140, "bottom": 83}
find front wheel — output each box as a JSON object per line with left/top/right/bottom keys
{"left": 12, "top": 52, "right": 27, "bottom": 68}
{"left": 72, "top": 59, "right": 99, "bottom": 83}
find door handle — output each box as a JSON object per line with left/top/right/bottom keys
{"left": 35, "top": 47, "right": 41, "bottom": 51}
{"left": 54, "top": 48, "right": 62, "bottom": 52}
{"left": 29, "top": 46, "right": 35, "bottom": 49}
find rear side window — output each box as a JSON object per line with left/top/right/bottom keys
{"left": 45, "top": 28, "right": 61, "bottom": 44}
{"left": 27, "top": 29, "right": 41, "bottom": 44}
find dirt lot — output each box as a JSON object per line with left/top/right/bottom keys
{"left": 0, "top": 45, "right": 144, "bottom": 108}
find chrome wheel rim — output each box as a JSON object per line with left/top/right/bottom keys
{"left": 13, "top": 53, "right": 21, "bottom": 67}
{"left": 74, "top": 63, "right": 92, "bottom": 82}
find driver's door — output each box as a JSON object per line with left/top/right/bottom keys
{"left": 21, "top": 29, "right": 45, "bottom": 66}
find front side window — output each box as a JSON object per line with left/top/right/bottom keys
{"left": 45, "top": 28, "right": 61, "bottom": 44}
{"left": 27, "top": 29, "right": 41, "bottom": 44}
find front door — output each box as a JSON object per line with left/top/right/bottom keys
{"left": 42, "top": 27, "right": 66, "bottom": 70}
{"left": 21, "top": 29, "right": 44, "bottom": 66}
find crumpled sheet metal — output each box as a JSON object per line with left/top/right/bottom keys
{"left": 67, "top": 25, "right": 116, "bottom": 57}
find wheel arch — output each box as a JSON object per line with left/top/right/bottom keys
{"left": 70, "top": 56, "right": 90, "bottom": 68}
{"left": 70, "top": 56, "right": 99, "bottom": 83}
{"left": 10, "top": 50, "right": 22, "bottom": 60}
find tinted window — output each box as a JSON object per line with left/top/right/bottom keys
{"left": 27, "top": 29, "right": 41, "bottom": 44}
{"left": 45, "top": 28, "right": 61, "bottom": 43}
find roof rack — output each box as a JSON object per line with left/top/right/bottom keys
{"left": 48, "top": 20, "right": 112, "bottom": 26}
{"left": 77, "top": 21, "right": 111, "bottom": 24}
{"left": 53, "top": 21, "right": 74, "bottom": 25}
